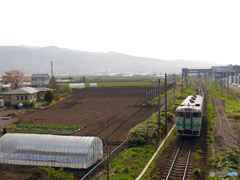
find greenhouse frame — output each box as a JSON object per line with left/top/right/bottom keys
{"left": 0, "top": 133, "right": 103, "bottom": 169}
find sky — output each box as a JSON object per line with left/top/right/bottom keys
{"left": 0, "top": 0, "right": 240, "bottom": 65}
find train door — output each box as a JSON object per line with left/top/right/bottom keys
{"left": 184, "top": 112, "right": 192, "bottom": 134}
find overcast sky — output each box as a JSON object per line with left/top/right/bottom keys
{"left": 1, "top": 0, "right": 240, "bottom": 65}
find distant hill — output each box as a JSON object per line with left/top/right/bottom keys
{"left": 0, "top": 46, "right": 222, "bottom": 75}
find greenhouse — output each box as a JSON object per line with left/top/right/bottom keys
{"left": 0, "top": 133, "right": 103, "bottom": 169}
{"left": 69, "top": 83, "right": 85, "bottom": 89}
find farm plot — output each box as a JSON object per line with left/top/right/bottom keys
{"left": 20, "top": 86, "right": 158, "bottom": 147}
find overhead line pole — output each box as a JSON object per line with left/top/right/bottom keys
{"left": 227, "top": 71, "right": 229, "bottom": 99}
{"left": 181, "top": 73, "right": 183, "bottom": 94}
{"left": 165, "top": 73, "right": 167, "bottom": 136}
{"left": 215, "top": 70, "right": 217, "bottom": 90}
{"left": 221, "top": 71, "right": 223, "bottom": 92}
{"left": 173, "top": 74, "right": 175, "bottom": 104}
{"left": 158, "top": 79, "right": 161, "bottom": 129}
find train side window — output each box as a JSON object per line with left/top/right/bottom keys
{"left": 176, "top": 112, "right": 183, "bottom": 117}
{"left": 193, "top": 113, "right": 201, "bottom": 117}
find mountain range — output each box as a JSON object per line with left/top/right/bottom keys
{"left": 0, "top": 46, "right": 222, "bottom": 76}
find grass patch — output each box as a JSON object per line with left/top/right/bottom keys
{"left": 207, "top": 146, "right": 240, "bottom": 179}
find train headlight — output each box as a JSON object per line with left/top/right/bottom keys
{"left": 196, "top": 109, "right": 198, "bottom": 112}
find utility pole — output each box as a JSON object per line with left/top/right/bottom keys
{"left": 221, "top": 71, "right": 223, "bottom": 92}
{"left": 165, "top": 73, "right": 167, "bottom": 136}
{"left": 158, "top": 79, "right": 161, "bottom": 128}
{"left": 215, "top": 70, "right": 217, "bottom": 90}
{"left": 51, "top": 61, "right": 53, "bottom": 77}
{"left": 173, "top": 74, "right": 176, "bottom": 104}
{"left": 181, "top": 73, "right": 183, "bottom": 94}
{"left": 227, "top": 71, "right": 229, "bottom": 99}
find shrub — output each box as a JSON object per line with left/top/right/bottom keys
{"left": 61, "top": 84, "right": 72, "bottom": 95}
{"left": 28, "top": 102, "right": 35, "bottom": 107}
{"left": 22, "top": 101, "right": 35, "bottom": 107}
{"left": 63, "top": 92, "right": 68, "bottom": 98}
{"left": 193, "top": 168, "right": 201, "bottom": 175}
{"left": 114, "top": 165, "right": 123, "bottom": 173}
{"left": 175, "top": 93, "right": 186, "bottom": 99}
{"left": 40, "top": 164, "right": 74, "bottom": 180}
{"left": 22, "top": 101, "right": 30, "bottom": 107}
{"left": 44, "top": 90, "right": 55, "bottom": 103}
{"left": 12, "top": 102, "right": 19, "bottom": 109}
{"left": 55, "top": 93, "right": 60, "bottom": 101}
{"left": 124, "top": 167, "right": 130, "bottom": 174}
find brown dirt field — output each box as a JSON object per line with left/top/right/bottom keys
{"left": 20, "top": 87, "right": 158, "bottom": 145}
{"left": 1, "top": 86, "right": 160, "bottom": 179}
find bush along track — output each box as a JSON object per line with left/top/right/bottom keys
{"left": 9, "top": 123, "right": 85, "bottom": 135}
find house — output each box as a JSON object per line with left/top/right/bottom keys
{"left": 0, "top": 87, "right": 53, "bottom": 103}
{"left": 31, "top": 74, "right": 50, "bottom": 86}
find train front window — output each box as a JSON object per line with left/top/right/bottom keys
{"left": 193, "top": 113, "right": 201, "bottom": 117}
{"left": 185, "top": 113, "right": 191, "bottom": 119}
{"left": 176, "top": 112, "right": 183, "bottom": 117}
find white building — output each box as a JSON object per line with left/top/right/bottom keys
{"left": 31, "top": 74, "right": 50, "bottom": 86}
{"left": 90, "top": 83, "right": 97, "bottom": 87}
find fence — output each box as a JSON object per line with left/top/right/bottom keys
{"left": 81, "top": 139, "right": 128, "bottom": 180}
{"left": 145, "top": 83, "right": 175, "bottom": 104}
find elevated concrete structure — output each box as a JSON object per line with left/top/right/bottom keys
{"left": 182, "top": 64, "right": 240, "bottom": 86}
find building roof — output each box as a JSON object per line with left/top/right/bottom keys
{"left": 31, "top": 74, "right": 49, "bottom": 78}
{"left": 0, "top": 87, "right": 51, "bottom": 95}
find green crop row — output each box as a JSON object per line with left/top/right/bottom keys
{"left": 10, "top": 123, "right": 85, "bottom": 134}
{"left": 207, "top": 146, "right": 240, "bottom": 180}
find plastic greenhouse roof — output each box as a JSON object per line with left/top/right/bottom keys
{"left": 0, "top": 133, "right": 103, "bottom": 169}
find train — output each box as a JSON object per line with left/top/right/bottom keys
{"left": 175, "top": 95, "right": 204, "bottom": 136}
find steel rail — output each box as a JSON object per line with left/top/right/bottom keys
{"left": 214, "top": 92, "right": 238, "bottom": 145}
{"left": 165, "top": 139, "right": 184, "bottom": 180}
{"left": 214, "top": 94, "right": 234, "bottom": 134}
{"left": 182, "top": 138, "right": 193, "bottom": 180}
{"left": 211, "top": 92, "right": 227, "bottom": 145}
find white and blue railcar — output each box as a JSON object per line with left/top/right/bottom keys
{"left": 175, "top": 95, "right": 204, "bottom": 136}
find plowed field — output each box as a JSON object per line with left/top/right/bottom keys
{"left": 20, "top": 87, "right": 158, "bottom": 146}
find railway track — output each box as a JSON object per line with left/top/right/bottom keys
{"left": 211, "top": 91, "right": 239, "bottom": 147}
{"left": 161, "top": 137, "right": 194, "bottom": 180}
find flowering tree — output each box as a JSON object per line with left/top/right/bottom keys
{"left": 2, "top": 70, "right": 28, "bottom": 90}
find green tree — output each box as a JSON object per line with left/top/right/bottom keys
{"left": 61, "top": 84, "right": 72, "bottom": 95}
{"left": 44, "top": 90, "right": 55, "bottom": 103}
{"left": 49, "top": 76, "right": 60, "bottom": 93}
